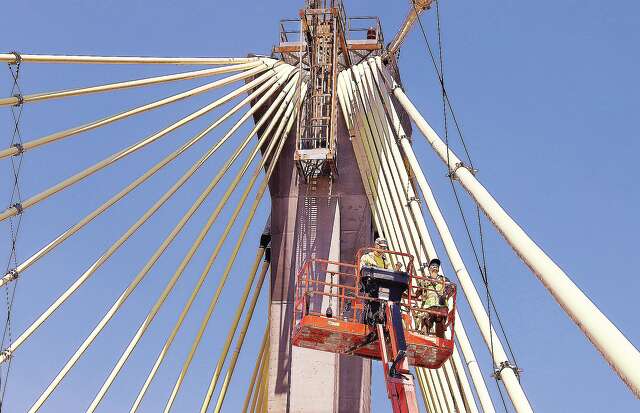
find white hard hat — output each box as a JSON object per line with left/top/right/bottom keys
{"left": 375, "top": 238, "right": 388, "bottom": 248}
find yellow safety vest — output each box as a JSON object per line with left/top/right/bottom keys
{"left": 360, "top": 252, "right": 393, "bottom": 270}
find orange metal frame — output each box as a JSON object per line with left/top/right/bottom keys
{"left": 291, "top": 250, "right": 457, "bottom": 367}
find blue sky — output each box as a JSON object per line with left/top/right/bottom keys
{"left": 1, "top": 1, "right": 639, "bottom": 412}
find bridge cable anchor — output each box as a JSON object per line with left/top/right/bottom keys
{"left": 492, "top": 360, "right": 523, "bottom": 381}
{"left": 447, "top": 161, "right": 478, "bottom": 180}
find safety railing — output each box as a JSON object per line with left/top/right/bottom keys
{"left": 293, "top": 259, "right": 361, "bottom": 325}
{"left": 294, "top": 250, "right": 457, "bottom": 342}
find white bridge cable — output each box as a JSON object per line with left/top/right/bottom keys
{"left": 0, "top": 66, "right": 293, "bottom": 366}
{"left": 0, "top": 65, "right": 277, "bottom": 226}
{"left": 241, "top": 326, "right": 268, "bottom": 413}
{"left": 162, "top": 81, "right": 302, "bottom": 413}
{"left": 0, "top": 53, "right": 261, "bottom": 65}
{"left": 23, "top": 68, "right": 296, "bottom": 413}
{"left": 0, "top": 67, "right": 285, "bottom": 289}
{"left": 338, "top": 70, "right": 456, "bottom": 412}
{"left": 0, "top": 63, "right": 258, "bottom": 107}
{"left": 376, "top": 57, "right": 616, "bottom": 412}
{"left": 0, "top": 63, "right": 279, "bottom": 222}
{"left": 125, "top": 73, "right": 298, "bottom": 412}
{"left": 85, "top": 88, "right": 296, "bottom": 412}
{"left": 355, "top": 64, "right": 464, "bottom": 412}
{"left": 337, "top": 72, "right": 406, "bottom": 266}
{"left": 387, "top": 62, "right": 640, "bottom": 401}
{"left": 342, "top": 63, "right": 488, "bottom": 412}
{"left": 210, "top": 254, "right": 270, "bottom": 412}
{"left": 82, "top": 72, "right": 300, "bottom": 413}
{"left": 366, "top": 58, "right": 498, "bottom": 413}
{"left": 0, "top": 61, "right": 270, "bottom": 160}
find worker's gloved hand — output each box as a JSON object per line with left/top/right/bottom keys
{"left": 394, "top": 262, "right": 402, "bottom": 271}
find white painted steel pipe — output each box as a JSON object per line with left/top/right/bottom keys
{"left": 0, "top": 63, "right": 258, "bottom": 107}
{"left": 0, "top": 61, "right": 269, "bottom": 160}
{"left": 0, "top": 53, "right": 261, "bottom": 65}
{"left": 0, "top": 64, "right": 286, "bottom": 223}
{"left": 455, "top": 317, "right": 496, "bottom": 413}
{"left": 383, "top": 62, "right": 640, "bottom": 398}
{"left": 340, "top": 68, "right": 464, "bottom": 413}
{"left": 0, "top": 68, "right": 282, "bottom": 289}
{"left": 451, "top": 345, "right": 480, "bottom": 413}
{"left": 86, "top": 76, "right": 299, "bottom": 412}
{"left": 368, "top": 57, "right": 502, "bottom": 412}
{"left": 163, "top": 84, "right": 302, "bottom": 413}
{"left": 24, "top": 71, "right": 295, "bottom": 413}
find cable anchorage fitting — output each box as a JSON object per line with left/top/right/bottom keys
{"left": 447, "top": 161, "right": 478, "bottom": 180}
{"left": 9, "top": 50, "right": 22, "bottom": 66}
{"left": 4, "top": 269, "right": 19, "bottom": 283}
{"left": 12, "top": 202, "right": 24, "bottom": 215}
{"left": 406, "top": 196, "right": 421, "bottom": 207}
{"left": 12, "top": 93, "right": 24, "bottom": 106}
{"left": 492, "top": 360, "right": 523, "bottom": 381}
{"left": 0, "top": 348, "right": 13, "bottom": 362}
{"left": 12, "top": 142, "right": 24, "bottom": 156}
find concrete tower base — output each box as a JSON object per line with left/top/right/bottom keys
{"left": 266, "top": 110, "right": 373, "bottom": 412}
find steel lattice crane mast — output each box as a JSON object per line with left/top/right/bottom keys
{"left": 276, "top": 1, "right": 454, "bottom": 412}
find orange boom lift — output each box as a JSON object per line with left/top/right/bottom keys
{"left": 292, "top": 248, "right": 457, "bottom": 412}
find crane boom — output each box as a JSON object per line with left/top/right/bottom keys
{"left": 387, "top": 0, "right": 432, "bottom": 57}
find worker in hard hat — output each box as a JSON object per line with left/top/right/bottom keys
{"left": 360, "top": 238, "right": 402, "bottom": 271}
{"left": 415, "top": 258, "right": 448, "bottom": 338}
{"left": 359, "top": 238, "right": 402, "bottom": 325}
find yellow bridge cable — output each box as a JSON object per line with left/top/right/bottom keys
{"left": 372, "top": 57, "right": 499, "bottom": 413}
{"left": 0, "top": 61, "right": 270, "bottom": 160}
{"left": 25, "top": 72, "right": 296, "bottom": 413}
{"left": 0, "top": 67, "right": 280, "bottom": 223}
{"left": 85, "top": 74, "right": 299, "bottom": 412}
{"left": 367, "top": 57, "right": 488, "bottom": 413}
{"left": 251, "top": 339, "right": 269, "bottom": 413}
{"left": 210, "top": 253, "right": 270, "bottom": 412}
{"left": 0, "top": 62, "right": 259, "bottom": 107}
{"left": 126, "top": 74, "right": 299, "bottom": 412}
{"left": 0, "top": 53, "right": 260, "bottom": 65}
{"left": 0, "top": 67, "right": 289, "bottom": 365}
{"left": 0, "top": 67, "right": 285, "bottom": 289}
{"left": 367, "top": 58, "right": 481, "bottom": 412}
{"left": 162, "top": 81, "right": 302, "bottom": 413}
{"left": 361, "top": 62, "right": 466, "bottom": 412}
{"left": 82, "top": 71, "right": 297, "bottom": 412}
{"left": 340, "top": 65, "right": 460, "bottom": 412}
{"left": 352, "top": 62, "right": 464, "bottom": 411}
{"left": 242, "top": 327, "right": 268, "bottom": 413}
{"left": 124, "top": 84, "right": 293, "bottom": 413}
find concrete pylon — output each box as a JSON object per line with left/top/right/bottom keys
{"left": 265, "top": 103, "right": 373, "bottom": 411}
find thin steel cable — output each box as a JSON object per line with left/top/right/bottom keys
{"left": 26, "top": 72, "right": 295, "bottom": 413}
{"left": 0, "top": 68, "right": 280, "bottom": 288}
{"left": 412, "top": 1, "right": 516, "bottom": 409}
{"left": 1, "top": 53, "right": 24, "bottom": 411}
